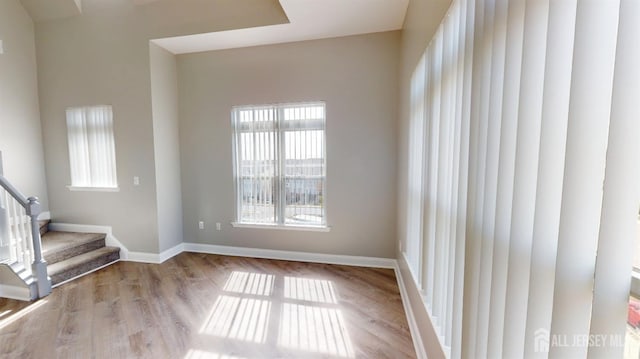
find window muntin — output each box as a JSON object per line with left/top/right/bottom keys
{"left": 232, "top": 102, "right": 326, "bottom": 228}
{"left": 66, "top": 105, "right": 118, "bottom": 189}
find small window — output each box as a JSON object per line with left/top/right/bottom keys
{"left": 231, "top": 102, "right": 327, "bottom": 228}
{"left": 66, "top": 105, "right": 118, "bottom": 190}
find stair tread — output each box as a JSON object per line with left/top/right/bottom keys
{"left": 42, "top": 231, "right": 105, "bottom": 257}
{"left": 48, "top": 246, "right": 120, "bottom": 276}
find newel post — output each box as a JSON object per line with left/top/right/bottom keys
{"left": 26, "top": 196, "right": 51, "bottom": 298}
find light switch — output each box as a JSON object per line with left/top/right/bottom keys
{"left": 133, "top": 176, "right": 140, "bottom": 186}
{"left": 0, "top": 40, "right": 4, "bottom": 54}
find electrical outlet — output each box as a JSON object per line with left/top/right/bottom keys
{"left": 198, "top": 221, "right": 204, "bottom": 230}
{"left": 216, "top": 222, "right": 221, "bottom": 231}
{"left": 133, "top": 176, "right": 140, "bottom": 186}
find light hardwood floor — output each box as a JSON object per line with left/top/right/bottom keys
{"left": 0, "top": 253, "right": 416, "bottom": 359}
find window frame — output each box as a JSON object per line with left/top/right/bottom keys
{"left": 231, "top": 102, "right": 328, "bottom": 231}
{"left": 65, "top": 105, "right": 119, "bottom": 192}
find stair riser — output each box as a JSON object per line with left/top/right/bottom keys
{"left": 45, "top": 237, "right": 106, "bottom": 265}
{"left": 38, "top": 220, "right": 50, "bottom": 236}
{"left": 50, "top": 250, "right": 120, "bottom": 286}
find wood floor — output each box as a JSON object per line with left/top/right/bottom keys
{"left": 0, "top": 253, "right": 416, "bottom": 359}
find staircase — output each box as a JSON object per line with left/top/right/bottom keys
{"left": 39, "top": 220, "right": 120, "bottom": 286}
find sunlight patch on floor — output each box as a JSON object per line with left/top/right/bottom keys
{"left": 278, "top": 303, "right": 354, "bottom": 358}
{"left": 223, "top": 271, "right": 275, "bottom": 296}
{"left": 201, "top": 272, "right": 354, "bottom": 357}
{"left": 284, "top": 276, "right": 337, "bottom": 304}
{"left": 201, "top": 295, "right": 271, "bottom": 343}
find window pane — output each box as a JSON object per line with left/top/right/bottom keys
{"left": 284, "top": 129, "right": 325, "bottom": 226}
{"left": 232, "top": 102, "right": 326, "bottom": 227}
{"left": 235, "top": 109, "right": 277, "bottom": 224}
{"left": 66, "top": 105, "right": 117, "bottom": 188}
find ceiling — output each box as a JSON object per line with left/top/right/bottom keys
{"left": 20, "top": 0, "right": 409, "bottom": 55}
{"left": 20, "top": 0, "right": 82, "bottom": 22}
{"left": 153, "top": 0, "right": 410, "bottom": 54}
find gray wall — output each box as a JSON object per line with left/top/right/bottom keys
{"left": 396, "top": 0, "right": 452, "bottom": 358}
{"left": 0, "top": 0, "right": 49, "bottom": 209}
{"left": 178, "top": 32, "right": 400, "bottom": 258}
{"left": 35, "top": 8, "right": 161, "bottom": 252}
{"left": 150, "top": 43, "right": 184, "bottom": 252}
{"left": 34, "top": 0, "right": 286, "bottom": 253}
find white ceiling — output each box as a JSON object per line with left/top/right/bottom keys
{"left": 152, "top": 0, "right": 409, "bottom": 54}
{"left": 20, "top": 0, "right": 81, "bottom": 22}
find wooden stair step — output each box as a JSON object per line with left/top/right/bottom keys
{"left": 42, "top": 231, "right": 106, "bottom": 265}
{"left": 48, "top": 246, "right": 120, "bottom": 286}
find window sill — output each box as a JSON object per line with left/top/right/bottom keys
{"left": 231, "top": 222, "right": 331, "bottom": 232}
{"left": 67, "top": 186, "right": 120, "bottom": 192}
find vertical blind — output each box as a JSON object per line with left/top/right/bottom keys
{"left": 232, "top": 102, "right": 326, "bottom": 227}
{"left": 66, "top": 105, "right": 118, "bottom": 188}
{"left": 402, "top": 0, "right": 640, "bottom": 358}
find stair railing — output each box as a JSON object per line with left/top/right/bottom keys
{"left": 0, "top": 152, "right": 51, "bottom": 298}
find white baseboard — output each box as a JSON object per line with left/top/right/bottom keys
{"left": 182, "top": 242, "right": 397, "bottom": 269}
{"left": 43, "top": 224, "right": 396, "bottom": 269}
{"left": 160, "top": 243, "right": 184, "bottom": 262}
{"left": 0, "top": 284, "right": 32, "bottom": 301}
{"left": 126, "top": 243, "right": 184, "bottom": 264}
{"left": 126, "top": 252, "right": 161, "bottom": 264}
{"left": 394, "top": 262, "right": 428, "bottom": 359}
{"left": 48, "top": 223, "right": 130, "bottom": 260}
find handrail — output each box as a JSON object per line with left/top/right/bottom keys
{"left": 0, "top": 174, "right": 29, "bottom": 208}
{"left": 0, "top": 173, "right": 51, "bottom": 299}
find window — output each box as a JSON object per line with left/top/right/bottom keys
{"left": 231, "top": 102, "right": 326, "bottom": 229}
{"left": 66, "top": 105, "right": 118, "bottom": 190}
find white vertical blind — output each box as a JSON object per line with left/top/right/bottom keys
{"left": 432, "top": 23, "right": 447, "bottom": 334}
{"left": 423, "top": 41, "right": 439, "bottom": 307}
{"left": 588, "top": 2, "right": 640, "bottom": 358}
{"left": 462, "top": 0, "right": 487, "bottom": 355}
{"left": 523, "top": 0, "right": 576, "bottom": 357}
{"left": 233, "top": 106, "right": 277, "bottom": 224}
{"left": 487, "top": 0, "right": 525, "bottom": 357}
{"left": 66, "top": 105, "right": 118, "bottom": 188}
{"left": 445, "top": 2, "right": 462, "bottom": 347}
{"left": 232, "top": 102, "right": 326, "bottom": 227}
{"left": 469, "top": 0, "right": 494, "bottom": 355}
{"left": 402, "top": 0, "right": 640, "bottom": 357}
{"left": 451, "top": 0, "right": 474, "bottom": 356}
{"left": 406, "top": 54, "right": 426, "bottom": 283}
{"left": 478, "top": 0, "right": 508, "bottom": 355}
{"left": 502, "top": 0, "right": 549, "bottom": 357}
{"left": 549, "top": 1, "right": 620, "bottom": 357}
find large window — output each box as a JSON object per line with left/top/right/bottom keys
{"left": 66, "top": 105, "right": 118, "bottom": 190}
{"left": 231, "top": 102, "right": 326, "bottom": 228}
